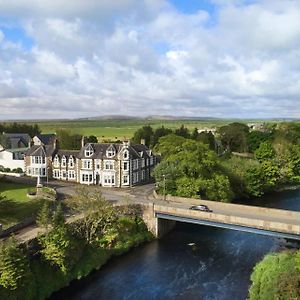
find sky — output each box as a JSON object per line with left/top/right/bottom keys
{"left": 0, "top": 0, "right": 300, "bottom": 120}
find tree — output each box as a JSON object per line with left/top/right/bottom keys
{"left": 254, "top": 142, "right": 275, "bottom": 162}
{"left": 36, "top": 201, "right": 52, "bottom": 230}
{"left": 86, "top": 135, "right": 98, "bottom": 143}
{"left": 131, "top": 125, "right": 154, "bottom": 147}
{"left": 197, "top": 131, "right": 215, "bottom": 150}
{"left": 218, "top": 122, "right": 249, "bottom": 152}
{"left": 247, "top": 131, "right": 274, "bottom": 153}
{"left": 66, "top": 187, "right": 118, "bottom": 244}
{"left": 38, "top": 225, "right": 75, "bottom": 274}
{"left": 52, "top": 203, "right": 65, "bottom": 228}
{"left": 56, "top": 129, "right": 82, "bottom": 150}
{"left": 0, "top": 238, "right": 30, "bottom": 290}
{"left": 174, "top": 124, "right": 190, "bottom": 139}
{"left": 151, "top": 126, "right": 173, "bottom": 147}
{"left": 191, "top": 128, "right": 199, "bottom": 140}
{"left": 153, "top": 136, "right": 233, "bottom": 202}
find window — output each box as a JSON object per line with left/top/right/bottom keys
{"left": 62, "top": 171, "right": 67, "bottom": 178}
{"left": 82, "top": 173, "right": 93, "bottom": 183}
{"left": 123, "top": 161, "right": 129, "bottom": 171}
{"left": 53, "top": 170, "right": 60, "bottom": 178}
{"left": 32, "top": 156, "right": 45, "bottom": 164}
{"left": 61, "top": 156, "right": 66, "bottom": 167}
{"left": 95, "top": 160, "right": 101, "bottom": 169}
{"left": 85, "top": 145, "right": 94, "bottom": 157}
{"left": 106, "top": 148, "right": 115, "bottom": 158}
{"left": 105, "top": 161, "right": 114, "bottom": 170}
{"left": 54, "top": 156, "right": 59, "bottom": 167}
{"left": 142, "top": 170, "right": 145, "bottom": 180}
{"left": 123, "top": 150, "right": 129, "bottom": 159}
{"left": 68, "top": 170, "right": 76, "bottom": 179}
{"left": 104, "top": 175, "right": 115, "bottom": 185}
{"left": 150, "top": 157, "right": 154, "bottom": 165}
{"left": 69, "top": 157, "right": 74, "bottom": 168}
{"left": 82, "top": 160, "right": 92, "bottom": 169}
{"left": 123, "top": 175, "right": 129, "bottom": 184}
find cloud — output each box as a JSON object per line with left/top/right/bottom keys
{"left": 0, "top": 0, "right": 300, "bottom": 119}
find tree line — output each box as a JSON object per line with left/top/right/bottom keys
{"left": 0, "top": 123, "right": 41, "bottom": 138}
{"left": 131, "top": 122, "right": 300, "bottom": 202}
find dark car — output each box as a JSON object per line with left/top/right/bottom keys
{"left": 189, "top": 204, "right": 212, "bottom": 212}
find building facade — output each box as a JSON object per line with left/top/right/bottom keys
{"left": 25, "top": 141, "right": 157, "bottom": 187}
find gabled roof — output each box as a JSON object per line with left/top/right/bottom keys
{"left": 25, "top": 145, "right": 56, "bottom": 157}
{"left": 2, "top": 133, "right": 31, "bottom": 149}
{"left": 35, "top": 134, "right": 56, "bottom": 145}
{"left": 77, "top": 143, "right": 153, "bottom": 160}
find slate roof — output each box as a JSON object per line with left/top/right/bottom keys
{"left": 35, "top": 134, "right": 56, "bottom": 145}
{"left": 3, "top": 133, "right": 31, "bottom": 148}
{"left": 25, "top": 145, "right": 56, "bottom": 157}
{"left": 77, "top": 143, "right": 152, "bottom": 160}
{"left": 55, "top": 150, "right": 80, "bottom": 159}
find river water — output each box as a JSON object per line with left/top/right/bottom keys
{"left": 51, "top": 189, "right": 300, "bottom": 300}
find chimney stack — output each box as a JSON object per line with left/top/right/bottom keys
{"left": 81, "top": 136, "right": 85, "bottom": 148}
{"left": 140, "top": 138, "right": 146, "bottom": 145}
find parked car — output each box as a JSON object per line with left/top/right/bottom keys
{"left": 189, "top": 204, "right": 213, "bottom": 212}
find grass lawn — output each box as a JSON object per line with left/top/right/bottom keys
{"left": 0, "top": 182, "right": 47, "bottom": 229}
{"left": 24, "top": 119, "right": 239, "bottom": 140}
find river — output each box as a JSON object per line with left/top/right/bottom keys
{"left": 51, "top": 189, "right": 300, "bottom": 300}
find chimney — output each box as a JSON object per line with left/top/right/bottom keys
{"left": 53, "top": 138, "right": 57, "bottom": 149}
{"left": 81, "top": 136, "right": 85, "bottom": 148}
{"left": 140, "top": 139, "right": 145, "bottom": 145}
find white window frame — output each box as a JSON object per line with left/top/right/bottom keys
{"left": 85, "top": 145, "right": 94, "bottom": 157}
{"left": 104, "top": 160, "right": 114, "bottom": 170}
{"left": 106, "top": 148, "right": 116, "bottom": 158}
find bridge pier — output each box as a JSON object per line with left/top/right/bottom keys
{"left": 156, "top": 218, "right": 176, "bottom": 238}
{"left": 142, "top": 203, "right": 176, "bottom": 238}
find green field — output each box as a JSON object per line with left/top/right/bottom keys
{"left": 24, "top": 118, "right": 249, "bottom": 140}
{"left": 0, "top": 182, "right": 46, "bottom": 229}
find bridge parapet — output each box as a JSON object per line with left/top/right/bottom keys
{"left": 163, "top": 195, "right": 300, "bottom": 221}
{"left": 154, "top": 204, "right": 300, "bottom": 236}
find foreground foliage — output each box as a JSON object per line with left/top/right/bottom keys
{"left": 249, "top": 251, "right": 300, "bottom": 300}
{"left": 0, "top": 189, "right": 153, "bottom": 300}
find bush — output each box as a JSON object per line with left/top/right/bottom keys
{"left": 27, "top": 188, "right": 36, "bottom": 196}
{"left": 249, "top": 251, "right": 300, "bottom": 300}
{"left": 12, "top": 168, "right": 23, "bottom": 174}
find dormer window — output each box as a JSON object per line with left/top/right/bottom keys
{"left": 54, "top": 155, "right": 59, "bottom": 167}
{"left": 85, "top": 145, "right": 94, "bottom": 157}
{"left": 123, "top": 150, "right": 129, "bottom": 159}
{"left": 69, "top": 156, "right": 74, "bottom": 167}
{"left": 106, "top": 147, "right": 115, "bottom": 158}
{"left": 61, "top": 156, "right": 66, "bottom": 167}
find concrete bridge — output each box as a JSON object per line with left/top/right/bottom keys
{"left": 143, "top": 195, "right": 300, "bottom": 240}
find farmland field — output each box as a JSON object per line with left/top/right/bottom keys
{"left": 21, "top": 118, "right": 257, "bottom": 140}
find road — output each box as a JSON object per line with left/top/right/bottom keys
{"left": 3, "top": 180, "right": 300, "bottom": 242}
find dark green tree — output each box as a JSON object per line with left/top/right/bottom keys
{"left": 174, "top": 124, "right": 190, "bottom": 139}
{"left": 151, "top": 126, "right": 173, "bottom": 147}
{"left": 131, "top": 125, "right": 154, "bottom": 147}
{"left": 86, "top": 135, "right": 98, "bottom": 143}
{"left": 56, "top": 130, "right": 82, "bottom": 150}
{"left": 36, "top": 201, "right": 52, "bottom": 230}
{"left": 254, "top": 142, "right": 275, "bottom": 162}
{"left": 0, "top": 238, "right": 30, "bottom": 290}
{"left": 218, "top": 122, "right": 249, "bottom": 152}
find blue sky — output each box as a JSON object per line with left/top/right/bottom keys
{"left": 0, "top": 0, "right": 299, "bottom": 120}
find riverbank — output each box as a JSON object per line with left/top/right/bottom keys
{"left": 0, "top": 220, "right": 153, "bottom": 300}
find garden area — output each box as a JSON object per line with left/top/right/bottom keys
{"left": 0, "top": 181, "right": 48, "bottom": 230}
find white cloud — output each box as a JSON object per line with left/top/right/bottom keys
{"left": 0, "top": 0, "right": 300, "bottom": 119}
